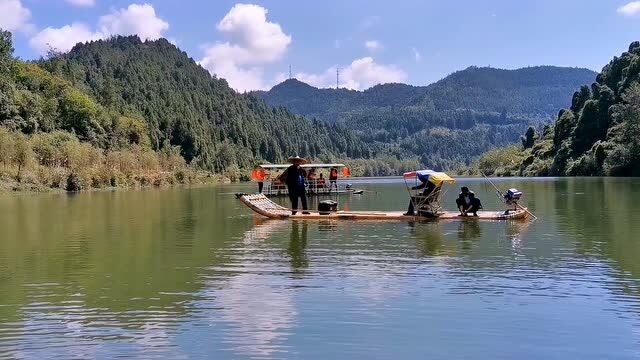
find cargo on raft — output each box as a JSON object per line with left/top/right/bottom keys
{"left": 237, "top": 169, "right": 532, "bottom": 222}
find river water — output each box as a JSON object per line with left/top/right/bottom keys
{"left": 1, "top": 177, "right": 639, "bottom": 359}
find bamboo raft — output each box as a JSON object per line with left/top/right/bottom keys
{"left": 238, "top": 194, "right": 529, "bottom": 221}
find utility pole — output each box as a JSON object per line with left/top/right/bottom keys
{"left": 336, "top": 68, "right": 339, "bottom": 89}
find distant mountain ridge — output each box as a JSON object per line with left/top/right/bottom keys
{"left": 255, "top": 66, "right": 597, "bottom": 122}
{"left": 253, "top": 66, "right": 596, "bottom": 170}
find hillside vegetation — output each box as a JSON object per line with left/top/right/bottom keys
{"left": 0, "top": 30, "right": 206, "bottom": 191}
{"left": 475, "top": 42, "right": 640, "bottom": 177}
{"left": 255, "top": 67, "right": 596, "bottom": 170}
{"left": 42, "top": 36, "right": 370, "bottom": 172}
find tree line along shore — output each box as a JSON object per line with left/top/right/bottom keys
{"left": 2, "top": 25, "right": 639, "bottom": 193}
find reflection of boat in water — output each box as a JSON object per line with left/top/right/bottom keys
{"left": 238, "top": 170, "right": 530, "bottom": 221}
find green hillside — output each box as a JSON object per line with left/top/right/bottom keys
{"left": 474, "top": 42, "right": 640, "bottom": 177}
{"left": 0, "top": 30, "right": 203, "bottom": 191}
{"left": 256, "top": 67, "right": 596, "bottom": 170}
{"left": 41, "top": 36, "right": 371, "bottom": 172}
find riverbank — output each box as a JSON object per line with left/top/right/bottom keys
{"left": 0, "top": 129, "right": 219, "bottom": 193}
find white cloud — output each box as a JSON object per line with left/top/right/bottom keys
{"left": 0, "top": 0, "right": 34, "bottom": 33}
{"left": 291, "top": 57, "right": 407, "bottom": 90}
{"left": 29, "top": 23, "right": 100, "bottom": 54}
{"left": 365, "top": 40, "right": 382, "bottom": 51}
{"left": 29, "top": 3, "right": 169, "bottom": 55}
{"left": 343, "top": 57, "right": 407, "bottom": 89}
{"left": 411, "top": 47, "right": 421, "bottom": 62}
{"left": 199, "top": 3, "right": 291, "bottom": 92}
{"left": 66, "top": 0, "right": 95, "bottom": 7}
{"left": 618, "top": 1, "right": 640, "bottom": 16}
{"left": 98, "top": 3, "right": 168, "bottom": 40}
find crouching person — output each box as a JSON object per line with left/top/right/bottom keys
{"left": 456, "top": 186, "right": 482, "bottom": 216}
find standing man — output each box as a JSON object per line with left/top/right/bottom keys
{"left": 280, "top": 156, "right": 310, "bottom": 215}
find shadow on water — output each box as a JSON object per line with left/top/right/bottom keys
{"left": 457, "top": 220, "right": 482, "bottom": 250}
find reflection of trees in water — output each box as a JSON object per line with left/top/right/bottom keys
{"left": 552, "top": 178, "right": 640, "bottom": 301}
{"left": 410, "top": 222, "right": 451, "bottom": 256}
{"left": 288, "top": 222, "right": 309, "bottom": 272}
{"left": 410, "top": 220, "right": 482, "bottom": 256}
{"left": 0, "top": 187, "right": 246, "bottom": 357}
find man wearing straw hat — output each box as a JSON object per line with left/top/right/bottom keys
{"left": 279, "top": 156, "right": 310, "bottom": 215}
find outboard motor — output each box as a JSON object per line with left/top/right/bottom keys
{"left": 503, "top": 188, "right": 523, "bottom": 208}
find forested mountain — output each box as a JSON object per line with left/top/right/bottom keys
{"left": 257, "top": 66, "right": 596, "bottom": 121}
{"left": 255, "top": 66, "right": 596, "bottom": 170}
{"left": 475, "top": 42, "right": 640, "bottom": 177}
{"left": 0, "top": 28, "right": 607, "bottom": 182}
{"left": 40, "top": 36, "right": 370, "bottom": 172}
{"left": 0, "top": 30, "right": 206, "bottom": 191}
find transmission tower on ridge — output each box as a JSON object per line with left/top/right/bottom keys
{"left": 336, "top": 68, "right": 339, "bottom": 89}
{"left": 289, "top": 64, "right": 292, "bottom": 79}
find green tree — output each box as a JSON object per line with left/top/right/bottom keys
{"left": 0, "top": 127, "right": 14, "bottom": 171}
{"left": 570, "top": 85, "right": 591, "bottom": 113}
{"left": 0, "top": 29, "right": 13, "bottom": 74}
{"left": 571, "top": 100, "right": 600, "bottom": 154}
{"left": 605, "top": 84, "right": 640, "bottom": 175}
{"left": 521, "top": 126, "right": 536, "bottom": 149}
{"left": 13, "top": 133, "right": 32, "bottom": 181}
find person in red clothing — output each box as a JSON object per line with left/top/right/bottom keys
{"left": 329, "top": 167, "right": 338, "bottom": 192}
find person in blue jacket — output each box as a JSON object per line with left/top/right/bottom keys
{"left": 280, "top": 156, "right": 310, "bottom": 215}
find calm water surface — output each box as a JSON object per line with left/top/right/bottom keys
{"left": 1, "top": 178, "right": 640, "bottom": 359}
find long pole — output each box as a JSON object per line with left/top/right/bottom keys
{"left": 481, "top": 173, "right": 538, "bottom": 220}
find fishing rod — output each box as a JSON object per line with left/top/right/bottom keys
{"left": 481, "top": 173, "right": 538, "bottom": 221}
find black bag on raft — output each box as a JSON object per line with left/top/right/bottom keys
{"left": 318, "top": 200, "right": 338, "bottom": 215}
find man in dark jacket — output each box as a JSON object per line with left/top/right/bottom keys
{"left": 456, "top": 186, "right": 482, "bottom": 216}
{"left": 404, "top": 178, "right": 438, "bottom": 216}
{"left": 280, "top": 160, "right": 309, "bottom": 215}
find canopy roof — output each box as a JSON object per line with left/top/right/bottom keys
{"left": 260, "top": 163, "right": 346, "bottom": 169}
{"left": 402, "top": 170, "right": 456, "bottom": 185}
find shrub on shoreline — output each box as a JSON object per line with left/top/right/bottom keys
{"left": 0, "top": 128, "right": 209, "bottom": 192}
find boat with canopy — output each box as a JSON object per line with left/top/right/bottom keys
{"left": 251, "top": 163, "right": 354, "bottom": 197}
{"left": 238, "top": 169, "right": 530, "bottom": 221}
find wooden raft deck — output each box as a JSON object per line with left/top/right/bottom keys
{"left": 238, "top": 194, "right": 528, "bottom": 221}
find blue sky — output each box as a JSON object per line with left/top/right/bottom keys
{"left": 2, "top": 0, "right": 639, "bottom": 91}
